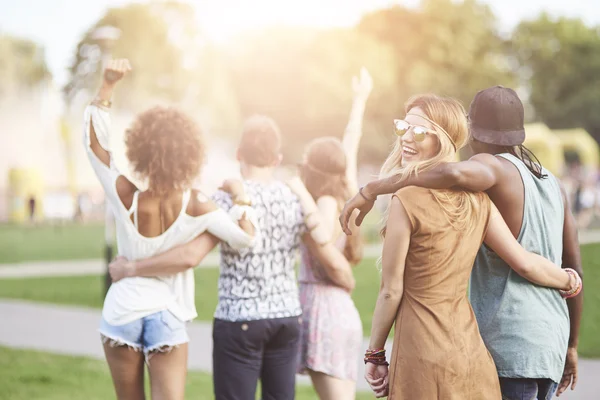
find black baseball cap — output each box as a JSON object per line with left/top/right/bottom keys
{"left": 468, "top": 86, "right": 525, "bottom": 146}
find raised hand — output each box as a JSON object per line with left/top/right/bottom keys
{"left": 103, "top": 58, "right": 132, "bottom": 85}
{"left": 352, "top": 67, "right": 373, "bottom": 100}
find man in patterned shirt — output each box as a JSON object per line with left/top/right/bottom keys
{"left": 210, "top": 115, "right": 354, "bottom": 400}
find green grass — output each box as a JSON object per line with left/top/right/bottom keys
{"left": 0, "top": 223, "right": 105, "bottom": 263}
{"left": 0, "top": 346, "right": 373, "bottom": 400}
{"left": 0, "top": 246, "right": 598, "bottom": 358}
{"left": 577, "top": 243, "right": 600, "bottom": 358}
{"left": 0, "top": 260, "right": 380, "bottom": 333}
{"left": 0, "top": 220, "right": 383, "bottom": 264}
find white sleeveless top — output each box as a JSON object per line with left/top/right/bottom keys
{"left": 84, "top": 105, "right": 254, "bottom": 325}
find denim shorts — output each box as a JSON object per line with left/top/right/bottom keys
{"left": 99, "top": 310, "right": 189, "bottom": 359}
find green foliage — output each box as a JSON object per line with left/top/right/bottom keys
{"left": 0, "top": 34, "right": 50, "bottom": 96}
{"left": 59, "top": 0, "right": 600, "bottom": 159}
{"left": 65, "top": 3, "right": 188, "bottom": 108}
{"left": 358, "top": 0, "right": 515, "bottom": 109}
{"left": 511, "top": 13, "right": 600, "bottom": 140}
{"left": 226, "top": 27, "right": 399, "bottom": 163}
{"left": 63, "top": 1, "right": 241, "bottom": 131}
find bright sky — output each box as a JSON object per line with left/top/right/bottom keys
{"left": 1, "top": 0, "right": 599, "bottom": 87}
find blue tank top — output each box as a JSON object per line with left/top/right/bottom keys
{"left": 470, "top": 153, "right": 569, "bottom": 383}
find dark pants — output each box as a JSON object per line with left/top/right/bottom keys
{"left": 212, "top": 316, "right": 301, "bottom": 400}
{"left": 500, "top": 378, "right": 558, "bottom": 400}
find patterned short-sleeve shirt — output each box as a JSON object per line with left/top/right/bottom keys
{"left": 212, "top": 180, "right": 306, "bottom": 322}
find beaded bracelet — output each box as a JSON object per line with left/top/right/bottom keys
{"left": 559, "top": 270, "right": 577, "bottom": 298}
{"left": 364, "top": 348, "right": 389, "bottom": 366}
{"left": 560, "top": 268, "right": 582, "bottom": 299}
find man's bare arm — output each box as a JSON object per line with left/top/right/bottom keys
{"left": 109, "top": 233, "right": 220, "bottom": 282}
{"left": 561, "top": 184, "right": 583, "bottom": 346}
{"left": 340, "top": 153, "right": 503, "bottom": 234}
{"left": 556, "top": 184, "right": 583, "bottom": 396}
{"left": 363, "top": 153, "right": 501, "bottom": 199}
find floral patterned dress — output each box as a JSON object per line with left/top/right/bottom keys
{"left": 297, "top": 236, "right": 363, "bottom": 381}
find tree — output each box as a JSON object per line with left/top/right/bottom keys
{"left": 0, "top": 34, "right": 50, "bottom": 97}
{"left": 357, "top": 0, "right": 515, "bottom": 108}
{"left": 225, "top": 27, "right": 399, "bottom": 163}
{"left": 511, "top": 14, "right": 600, "bottom": 140}
{"left": 65, "top": 3, "right": 188, "bottom": 110}
{"left": 63, "top": 1, "right": 241, "bottom": 133}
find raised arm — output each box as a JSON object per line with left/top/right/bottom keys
{"left": 339, "top": 153, "right": 503, "bottom": 235}
{"left": 557, "top": 183, "right": 583, "bottom": 396}
{"left": 484, "top": 202, "right": 574, "bottom": 290}
{"left": 341, "top": 67, "right": 372, "bottom": 193}
{"left": 84, "top": 59, "right": 136, "bottom": 208}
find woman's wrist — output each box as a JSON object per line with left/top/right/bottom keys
{"left": 364, "top": 348, "right": 388, "bottom": 366}
{"left": 560, "top": 268, "right": 582, "bottom": 298}
{"left": 97, "top": 82, "right": 116, "bottom": 102}
{"left": 360, "top": 185, "right": 376, "bottom": 202}
{"left": 127, "top": 260, "right": 138, "bottom": 278}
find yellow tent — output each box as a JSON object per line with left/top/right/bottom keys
{"left": 458, "top": 124, "right": 562, "bottom": 173}
{"left": 523, "top": 123, "right": 564, "bottom": 176}
{"left": 7, "top": 168, "right": 44, "bottom": 223}
{"left": 552, "top": 128, "right": 599, "bottom": 170}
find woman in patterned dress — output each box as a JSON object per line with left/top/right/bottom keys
{"left": 293, "top": 68, "right": 372, "bottom": 399}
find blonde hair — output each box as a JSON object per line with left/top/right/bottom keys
{"left": 380, "top": 94, "right": 480, "bottom": 235}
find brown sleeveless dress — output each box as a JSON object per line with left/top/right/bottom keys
{"left": 387, "top": 187, "right": 501, "bottom": 399}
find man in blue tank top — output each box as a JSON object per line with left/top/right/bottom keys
{"left": 340, "top": 86, "right": 583, "bottom": 399}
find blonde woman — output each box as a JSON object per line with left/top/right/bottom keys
{"left": 363, "top": 94, "right": 582, "bottom": 399}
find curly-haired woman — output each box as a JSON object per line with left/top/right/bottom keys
{"left": 84, "top": 59, "right": 256, "bottom": 400}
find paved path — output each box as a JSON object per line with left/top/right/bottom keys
{"left": 0, "top": 299, "right": 596, "bottom": 398}
{"left": 0, "top": 299, "right": 388, "bottom": 393}
{"left": 3, "top": 228, "right": 600, "bottom": 279}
